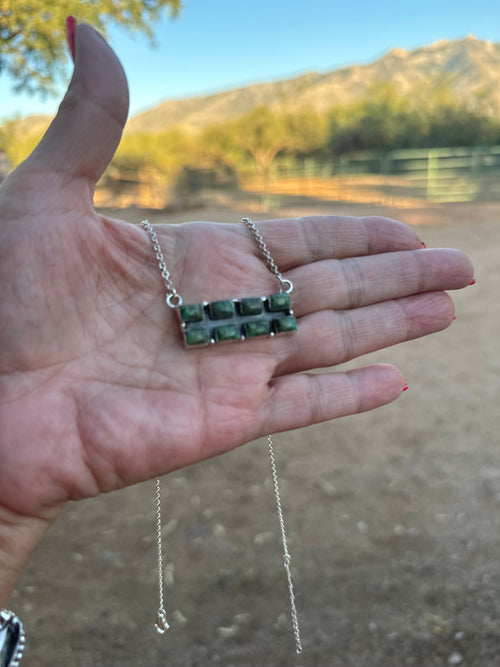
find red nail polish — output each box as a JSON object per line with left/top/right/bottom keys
{"left": 452, "top": 316, "right": 457, "bottom": 321}
{"left": 402, "top": 381, "right": 409, "bottom": 392}
{"left": 420, "top": 241, "right": 427, "bottom": 249}
{"left": 469, "top": 279, "right": 476, "bottom": 286}
{"left": 65, "top": 16, "right": 77, "bottom": 63}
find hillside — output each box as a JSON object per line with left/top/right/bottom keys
{"left": 4, "top": 36, "right": 499, "bottom": 142}
{"left": 125, "top": 36, "right": 500, "bottom": 134}
{"left": 0, "top": 114, "right": 52, "bottom": 137}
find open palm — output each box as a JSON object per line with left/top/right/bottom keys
{"left": 0, "top": 24, "right": 473, "bottom": 598}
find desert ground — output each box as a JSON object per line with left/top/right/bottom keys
{"left": 12, "top": 200, "right": 500, "bottom": 666}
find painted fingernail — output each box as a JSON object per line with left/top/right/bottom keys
{"left": 65, "top": 16, "right": 77, "bottom": 63}
{"left": 402, "top": 380, "right": 409, "bottom": 392}
{"left": 452, "top": 316, "right": 457, "bottom": 321}
{"left": 420, "top": 241, "right": 427, "bottom": 249}
{"left": 469, "top": 279, "right": 476, "bottom": 286}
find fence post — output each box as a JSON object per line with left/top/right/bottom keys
{"left": 381, "top": 151, "right": 392, "bottom": 204}
{"left": 470, "top": 147, "right": 481, "bottom": 200}
{"left": 426, "top": 149, "right": 437, "bottom": 201}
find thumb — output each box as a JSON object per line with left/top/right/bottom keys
{"left": 28, "top": 22, "right": 129, "bottom": 184}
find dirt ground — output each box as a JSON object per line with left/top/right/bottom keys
{"left": 12, "top": 200, "right": 500, "bottom": 667}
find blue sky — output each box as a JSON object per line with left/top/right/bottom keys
{"left": 0, "top": 0, "right": 499, "bottom": 121}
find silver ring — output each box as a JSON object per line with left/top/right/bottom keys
{"left": 0, "top": 609, "right": 25, "bottom": 666}
{"left": 166, "top": 293, "right": 183, "bottom": 308}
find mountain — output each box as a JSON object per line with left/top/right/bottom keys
{"left": 0, "top": 115, "right": 52, "bottom": 136}
{"left": 126, "top": 36, "right": 500, "bottom": 134}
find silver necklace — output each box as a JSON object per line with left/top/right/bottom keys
{"left": 141, "top": 218, "right": 303, "bottom": 654}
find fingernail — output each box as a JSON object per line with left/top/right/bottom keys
{"left": 469, "top": 279, "right": 476, "bottom": 286}
{"left": 65, "top": 16, "right": 77, "bottom": 63}
{"left": 452, "top": 316, "right": 457, "bottom": 321}
{"left": 420, "top": 241, "right": 427, "bottom": 249}
{"left": 402, "top": 380, "right": 409, "bottom": 392}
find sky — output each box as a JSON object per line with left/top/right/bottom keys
{"left": 0, "top": 0, "right": 499, "bottom": 121}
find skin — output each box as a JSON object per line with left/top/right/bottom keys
{"left": 0, "top": 24, "right": 474, "bottom": 608}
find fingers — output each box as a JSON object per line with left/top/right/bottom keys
{"left": 246, "top": 215, "right": 423, "bottom": 269}
{"left": 276, "top": 291, "right": 455, "bottom": 376}
{"left": 289, "top": 248, "right": 474, "bottom": 316}
{"left": 27, "top": 23, "right": 129, "bottom": 185}
{"left": 262, "top": 363, "right": 406, "bottom": 435}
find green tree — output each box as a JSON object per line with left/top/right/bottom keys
{"left": 108, "top": 127, "right": 192, "bottom": 204}
{"left": 198, "top": 124, "right": 247, "bottom": 170}
{"left": 231, "top": 106, "right": 290, "bottom": 183}
{"left": 114, "top": 127, "right": 191, "bottom": 173}
{"left": 0, "top": 115, "right": 50, "bottom": 166}
{"left": 326, "top": 77, "right": 500, "bottom": 154}
{"left": 224, "top": 106, "right": 330, "bottom": 184}
{"left": 281, "top": 109, "right": 329, "bottom": 158}
{"left": 328, "top": 82, "right": 417, "bottom": 154}
{"left": 0, "top": 0, "right": 182, "bottom": 94}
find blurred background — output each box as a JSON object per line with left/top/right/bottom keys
{"left": 1, "top": 1, "right": 499, "bottom": 665}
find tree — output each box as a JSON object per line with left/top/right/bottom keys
{"left": 0, "top": 115, "right": 50, "bottom": 166}
{"left": 114, "top": 127, "right": 192, "bottom": 173}
{"left": 225, "top": 106, "right": 330, "bottom": 185}
{"left": 0, "top": 0, "right": 182, "bottom": 94}
{"left": 199, "top": 124, "right": 247, "bottom": 170}
{"left": 231, "top": 106, "right": 290, "bottom": 184}
{"left": 281, "top": 109, "right": 329, "bottom": 158}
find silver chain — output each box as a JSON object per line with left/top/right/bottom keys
{"left": 140, "top": 219, "right": 183, "bottom": 308}
{"left": 241, "top": 218, "right": 293, "bottom": 294}
{"left": 267, "top": 435, "right": 303, "bottom": 653}
{"left": 141, "top": 218, "right": 302, "bottom": 653}
{"left": 141, "top": 218, "right": 293, "bottom": 304}
{"left": 154, "top": 478, "right": 169, "bottom": 634}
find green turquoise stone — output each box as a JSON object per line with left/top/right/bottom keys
{"left": 185, "top": 328, "right": 210, "bottom": 346}
{"left": 209, "top": 300, "right": 235, "bottom": 320}
{"left": 274, "top": 315, "right": 297, "bottom": 333}
{"left": 180, "top": 303, "right": 204, "bottom": 323}
{"left": 244, "top": 319, "right": 270, "bottom": 337}
{"left": 239, "top": 298, "right": 264, "bottom": 316}
{"left": 214, "top": 324, "right": 240, "bottom": 341}
{"left": 268, "top": 293, "right": 290, "bottom": 311}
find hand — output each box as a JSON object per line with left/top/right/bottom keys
{"left": 0, "top": 23, "right": 473, "bottom": 602}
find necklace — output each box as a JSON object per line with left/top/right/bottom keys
{"left": 141, "top": 218, "right": 303, "bottom": 654}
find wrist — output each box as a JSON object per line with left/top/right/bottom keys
{"left": 0, "top": 505, "right": 61, "bottom": 607}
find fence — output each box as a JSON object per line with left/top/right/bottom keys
{"left": 94, "top": 145, "right": 500, "bottom": 210}
{"left": 258, "top": 146, "right": 500, "bottom": 205}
